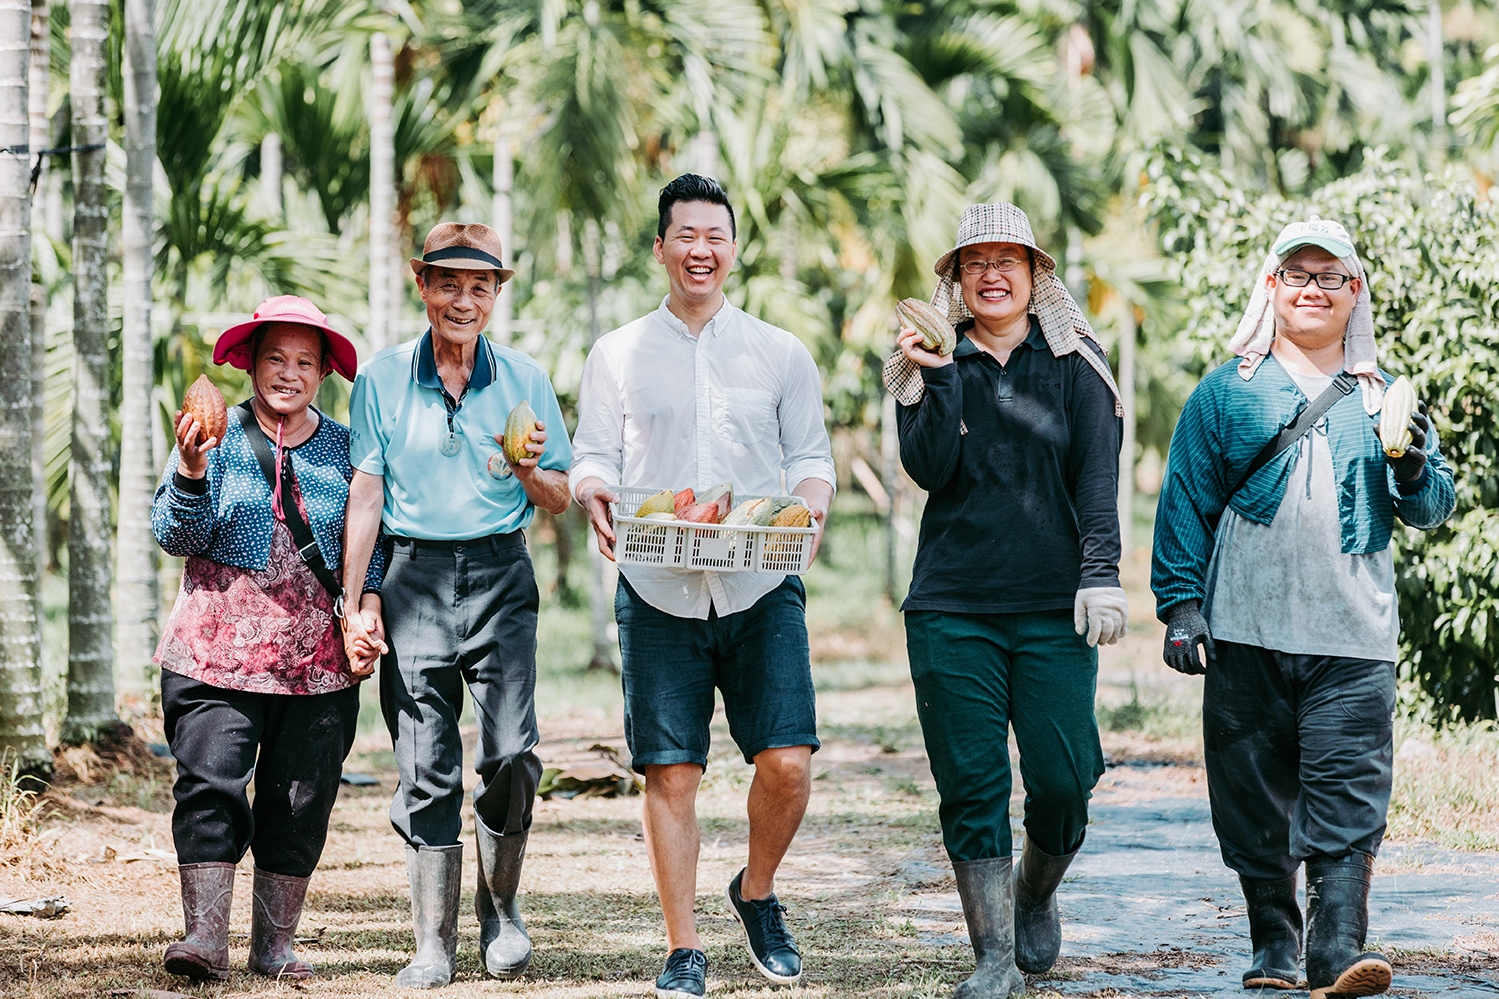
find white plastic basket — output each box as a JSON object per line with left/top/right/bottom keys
{"left": 610, "top": 485, "right": 819, "bottom": 574}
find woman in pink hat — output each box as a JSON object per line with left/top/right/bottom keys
{"left": 150, "top": 295, "right": 384, "bottom": 983}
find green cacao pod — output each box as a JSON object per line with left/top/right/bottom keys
{"left": 895, "top": 298, "right": 956, "bottom": 356}
{"left": 634, "top": 490, "right": 675, "bottom": 517}
{"left": 502, "top": 400, "right": 537, "bottom": 464}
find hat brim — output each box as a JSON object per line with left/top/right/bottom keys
{"left": 933, "top": 239, "right": 1058, "bottom": 280}
{"left": 409, "top": 255, "right": 515, "bottom": 285}
{"left": 213, "top": 317, "right": 359, "bottom": 381}
{"left": 1273, "top": 235, "right": 1355, "bottom": 260}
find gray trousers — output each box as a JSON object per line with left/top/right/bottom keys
{"left": 1204, "top": 640, "right": 1396, "bottom": 880}
{"left": 379, "top": 531, "right": 543, "bottom": 847}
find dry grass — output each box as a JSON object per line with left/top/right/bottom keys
{"left": 1387, "top": 721, "right": 1499, "bottom": 850}
{"left": 0, "top": 754, "right": 62, "bottom": 882}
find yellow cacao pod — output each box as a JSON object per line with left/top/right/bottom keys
{"left": 502, "top": 400, "right": 537, "bottom": 464}
{"left": 770, "top": 504, "right": 812, "bottom": 528}
{"left": 1379, "top": 376, "right": 1416, "bottom": 457}
{"left": 182, "top": 375, "right": 228, "bottom": 446}
{"left": 634, "top": 490, "right": 675, "bottom": 517}
{"left": 895, "top": 298, "right": 956, "bottom": 356}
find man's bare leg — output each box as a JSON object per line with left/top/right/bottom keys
{"left": 642, "top": 763, "right": 705, "bottom": 952}
{"left": 739, "top": 746, "right": 812, "bottom": 900}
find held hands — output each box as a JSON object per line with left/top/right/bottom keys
{"left": 172, "top": 409, "right": 220, "bottom": 479}
{"left": 1385, "top": 403, "right": 1431, "bottom": 484}
{"left": 1074, "top": 587, "right": 1128, "bottom": 647}
{"left": 1163, "top": 600, "right": 1213, "bottom": 676}
{"left": 342, "top": 593, "right": 388, "bottom": 678}
{"left": 576, "top": 479, "right": 620, "bottom": 561}
{"left": 897, "top": 327, "right": 953, "bottom": 369}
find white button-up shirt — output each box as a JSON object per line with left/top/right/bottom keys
{"left": 569, "top": 296, "right": 837, "bottom": 618}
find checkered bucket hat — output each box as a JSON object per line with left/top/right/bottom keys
{"left": 882, "top": 203, "right": 1122, "bottom": 415}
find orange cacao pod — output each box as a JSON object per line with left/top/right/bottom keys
{"left": 182, "top": 375, "right": 228, "bottom": 446}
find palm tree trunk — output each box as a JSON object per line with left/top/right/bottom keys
{"left": 491, "top": 132, "right": 512, "bottom": 343}
{"left": 62, "top": 0, "right": 119, "bottom": 745}
{"left": 27, "top": 0, "right": 46, "bottom": 576}
{"left": 0, "top": 0, "right": 48, "bottom": 776}
{"left": 368, "top": 31, "right": 393, "bottom": 350}
{"left": 114, "top": 0, "right": 159, "bottom": 702}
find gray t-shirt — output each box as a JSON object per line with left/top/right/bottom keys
{"left": 1203, "top": 370, "right": 1400, "bottom": 662}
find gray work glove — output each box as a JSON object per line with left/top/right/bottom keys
{"left": 1163, "top": 599, "right": 1213, "bottom": 676}
{"left": 1386, "top": 403, "right": 1430, "bottom": 485}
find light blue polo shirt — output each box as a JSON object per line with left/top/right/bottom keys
{"left": 349, "top": 330, "right": 572, "bottom": 540}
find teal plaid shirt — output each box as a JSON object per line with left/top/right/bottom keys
{"left": 1151, "top": 355, "right": 1455, "bottom": 620}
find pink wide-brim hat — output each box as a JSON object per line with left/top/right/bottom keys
{"left": 213, "top": 295, "right": 358, "bottom": 381}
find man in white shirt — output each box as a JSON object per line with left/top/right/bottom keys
{"left": 571, "top": 174, "right": 836, "bottom": 999}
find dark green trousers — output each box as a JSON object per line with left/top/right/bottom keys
{"left": 906, "top": 609, "right": 1104, "bottom": 863}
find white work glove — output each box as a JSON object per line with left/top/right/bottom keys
{"left": 1074, "top": 586, "right": 1129, "bottom": 647}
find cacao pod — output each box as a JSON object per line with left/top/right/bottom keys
{"left": 182, "top": 375, "right": 228, "bottom": 446}
{"left": 681, "top": 491, "right": 733, "bottom": 524}
{"left": 634, "top": 490, "right": 675, "bottom": 517}
{"left": 673, "top": 488, "right": 696, "bottom": 516}
{"left": 770, "top": 504, "right": 813, "bottom": 528}
{"left": 895, "top": 298, "right": 956, "bottom": 356}
{"left": 1379, "top": 376, "right": 1416, "bottom": 458}
{"left": 724, "top": 497, "right": 774, "bottom": 526}
{"left": 698, "top": 482, "right": 734, "bottom": 510}
{"left": 502, "top": 400, "right": 537, "bottom": 464}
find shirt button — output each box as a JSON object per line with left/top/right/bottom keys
{"left": 454, "top": 545, "right": 465, "bottom": 555}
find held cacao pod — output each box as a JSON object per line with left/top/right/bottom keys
{"left": 1379, "top": 376, "right": 1417, "bottom": 458}
{"left": 182, "top": 375, "right": 228, "bottom": 446}
{"left": 895, "top": 298, "right": 956, "bottom": 356}
{"left": 634, "top": 490, "right": 676, "bottom": 517}
{"left": 502, "top": 400, "right": 537, "bottom": 464}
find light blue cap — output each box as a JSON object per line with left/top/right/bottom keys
{"left": 1272, "top": 217, "right": 1356, "bottom": 259}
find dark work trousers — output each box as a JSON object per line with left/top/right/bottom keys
{"left": 1204, "top": 640, "right": 1396, "bottom": 879}
{"left": 905, "top": 609, "right": 1105, "bottom": 863}
{"left": 161, "top": 669, "right": 360, "bottom": 878}
{"left": 379, "top": 531, "right": 543, "bottom": 847}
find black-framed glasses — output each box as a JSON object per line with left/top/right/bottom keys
{"left": 1277, "top": 268, "right": 1354, "bottom": 290}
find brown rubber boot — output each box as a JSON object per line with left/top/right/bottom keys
{"left": 248, "top": 868, "right": 315, "bottom": 979}
{"left": 163, "top": 862, "right": 236, "bottom": 981}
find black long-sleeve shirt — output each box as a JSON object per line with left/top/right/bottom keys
{"left": 897, "top": 318, "right": 1123, "bottom": 614}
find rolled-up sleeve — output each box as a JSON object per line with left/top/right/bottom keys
{"left": 151, "top": 448, "right": 216, "bottom": 558}
{"left": 780, "top": 342, "right": 836, "bottom": 491}
{"left": 569, "top": 344, "right": 625, "bottom": 499}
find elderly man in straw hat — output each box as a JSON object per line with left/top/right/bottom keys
{"left": 885, "top": 203, "right": 1126, "bottom": 997}
{"left": 341, "top": 222, "right": 573, "bottom": 988}
{"left": 1152, "top": 218, "right": 1455, "bottom": 999}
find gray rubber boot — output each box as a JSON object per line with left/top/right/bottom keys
{"left": 163, "top": 862, "right": 236, "bottom": 982}
{"left": 248, "top": 868, "right": 314, "bottom": 980}
{"left": 1013, "top": 836, "right": 1077, "bottom": 975}
{"left": 395, "top": 845, "right": 464, "bottom": 989}
{"left": 952, "top": 858, "right": 1024, "bottom": 999}
{"left": 475, "top": 820, "right": 532, "bottom": 978}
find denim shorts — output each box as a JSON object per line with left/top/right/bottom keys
{"left": 615, "top": 575, "right": 819, "bottom": 772}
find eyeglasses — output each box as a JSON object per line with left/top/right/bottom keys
{"left": 960, "top": 257, "right": 1029, "bottom": 277}
{"left": 1277, "top": 268, "right": 1354, "bottom": 290}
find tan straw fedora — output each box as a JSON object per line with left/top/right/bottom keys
{"left": 409, "top": 222, "right": 516, "bottom": 285}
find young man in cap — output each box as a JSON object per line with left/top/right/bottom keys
{"left": 341, "top": 222, "right": 573, "bottom": 988}
{"left": 1152, "top": 218, "right": 1456, "bottom": 999}
{"left": 571, "top": 174, "right": 836, "bottom": 999}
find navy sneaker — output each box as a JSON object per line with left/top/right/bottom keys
{"left": 655, "top": 948, "right": 707, "bottom": 998}
{"left": 726, "top": 868, "right": 802, "bottom": 985}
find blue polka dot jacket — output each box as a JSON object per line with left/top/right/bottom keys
{"left": 151, "top": 405, "right": 386, "bottom": 593}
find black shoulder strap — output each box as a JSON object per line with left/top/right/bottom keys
{"left": 1227, "top": 372, "right": 1356, "bottom": 501}
{"left": 235, "top": 403, "right": 343, "bottom": 601}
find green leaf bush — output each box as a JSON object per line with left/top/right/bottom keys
{"left": 1144, "top": 149, "right": 1499, "bottom": 723}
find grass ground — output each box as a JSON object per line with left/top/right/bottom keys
{"left": 5, "top": 513, "right": 1499, "bottom": 997}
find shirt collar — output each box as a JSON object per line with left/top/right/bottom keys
{"left": 412, "top": 329, "right": 496, "bottom": 394}
{"left": 657, "top": 294, "right": 733, "bottom": 340}
{"left": 953, "top": 315, "right": 1045, "bottom": 358}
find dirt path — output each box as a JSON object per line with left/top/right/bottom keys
{"left": 4, "top": 668, "right": 1498, "bottom": 998}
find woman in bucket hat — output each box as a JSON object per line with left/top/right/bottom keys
{"left": 885, "top": 203, "right": 1126, "bottom": 997}
{"left": 151, "top": 295, "right": 386, "bottom": 983}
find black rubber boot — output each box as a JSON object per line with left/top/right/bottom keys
{"left": 395, "top": 845, "right": 464, "bottom": 988}
{"left": 951, "top": 858, "right": 1024, "bottom": 998}
{"left": 1305, "top": 854, "right": 1391, "bottom": 999}
{"left": 1240, "top": 875, "right": 1301, "bottom": 989}
{"left": 248, "top": 868, "right": 314, "bottom": 979}
{"left": 163, "top": 862, "right": 236, "bottom": 982}
{"left": 475, "top": 821, "right": 532, "bottom": 978}
{"left": 1013, "top": 837, "right": 1076, "bottom": 975}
